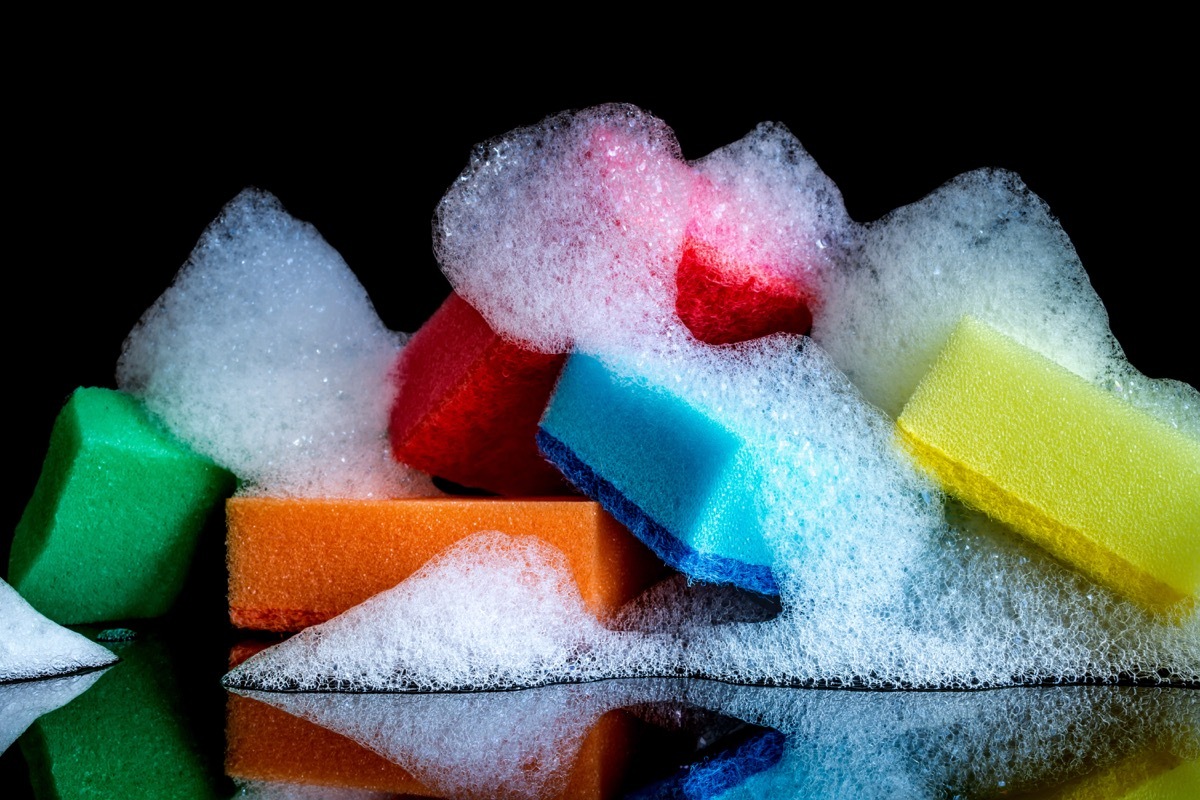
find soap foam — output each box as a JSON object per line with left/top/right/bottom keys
{"left": 434, "top": 104, "right": 695, "bottom": 352}
{"left": 117, "top": 189, "right": 433, "bottom": 498}
{"left": 223, "top": 495, "right": 1197, "bottom": 691}
{"left": 814, "top": 169, "right": 1121, "bottom": 417}
{"left": 812, "top": 167, "right": 1200, "bottom": 435}
{"left": 688, "top": 121, "right": 851, "bottom": 298}
{"left": 224, "top": 532, "right": 612, "bottom": 692}
{"left": 0, "top": 578, "right": 116, "bottom": 683}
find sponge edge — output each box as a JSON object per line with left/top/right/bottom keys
{"left": 9, "top": 387, "right": 233, "bottom": 624}
{"left": 898, "top": 316, "right": 1200, "bottom": 613}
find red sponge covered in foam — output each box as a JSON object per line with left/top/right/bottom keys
{"left": 675, "top": 236, "right": 814, "bottom": 345}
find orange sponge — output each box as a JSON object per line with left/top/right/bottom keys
{"left": 227, "top": 497, "right": 664, "bottom": 632}
{"left": 226, "top": 692, "right": 433, "bottom": 795}
{"left": 225, "top": 690, "right": 633, "bottom": 799}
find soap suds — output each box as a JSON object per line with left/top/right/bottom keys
{"left": 0, "top": 578, "right": 116, "bottom": 683}
{"left": 117, "top": 189, "right": 434, "bottom": 498}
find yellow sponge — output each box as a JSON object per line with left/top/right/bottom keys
{"left": 897, "top": 316, "right": 1200, "bottom": 613}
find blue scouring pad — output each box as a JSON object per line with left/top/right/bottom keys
{"left": 538, "top": 352, "right": 777, "bottom": 596}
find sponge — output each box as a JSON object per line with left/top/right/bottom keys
{"left": 389, "top": 292, "right": 569, "bottom": 496}
{"left": 675, "top": 236, "right": 813, "bottom": 345}
{"left": 225, "top": 692, "right": 431, "bottom": 794}
{"left": 227, "top": 497, "right": 664, "bottom": 631}
{"left": 897, "top": 316, "right": 1200, "bottom": 612}
{"left": 9, "top": 388, "right": 233, "bottom": 624}
{"left": 226, "top": 690, "right": 634, "bottom": 799}
{"left": 677, "top": 121, "right": 848, "bottom": 346}
{"left": 20, "top": 636, "right": 219, "bottom": 798}
{"left": 538, "top": 352, "right": 776, "bottom": 596}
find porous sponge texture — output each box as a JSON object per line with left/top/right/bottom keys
{"left": 675, "top": 237, "right": 813, "bottom": 345}
{"left": 226, "top": 497, "right": 663, "bottom": 631}
{"left": 8, "top": 388, "right": 233, "bottom": 624}
{"left": 225, "top": 693, "right": 431, "bottom": 794}
{"left": 389, "top": 292, "right": 569, "bottom": 496}
{"left": 21, "top": 637, "right": 219, "bottom": 799}
{"left": 539, "top": 352, "right": 775, "bottom": 595}
{"left": 898, "top": 317, "right": 1200, "bottom": 612}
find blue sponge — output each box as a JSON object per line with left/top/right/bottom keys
{"left": 538, "top": 352, "right": 777, "bottom": 596}
{"left": 626, "top": 728, "right": 786, "bottom": 799}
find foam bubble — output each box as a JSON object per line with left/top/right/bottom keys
{"left": 117, "top": 189, "right": 434, "bottom": 498}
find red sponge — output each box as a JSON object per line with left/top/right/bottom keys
{"left": 675, "top": 235, "right": 814, "bottom": 345}
{"left": 389, "top": 292, "right": 569, "bottom": 496}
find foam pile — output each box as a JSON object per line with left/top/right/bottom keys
{"left": 225, "top": 533, "right": 612, "bottom": 692}
{"left": 0, "top": 578, "right": 116, "bottom": 683}
{"left": 434, "top": 104, "right": 695, "bottom": 353}
{"left": 225, "top": 104, "right": 1197, "bottom": 694}
{"left": 117, "top": 188, "right": 433, "bottom": 498}
{"left": 225, "top": 496, "right": 661, "bottom": 632}
{"left": 680, "top": 122, "right": 850, "bottom": 344}
{"left": 813, "top": 168, "right": 1200, "bottom": 425}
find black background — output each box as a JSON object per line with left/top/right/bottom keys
{"left": 3, "top": 44, "right": 1196, "bottom": 797}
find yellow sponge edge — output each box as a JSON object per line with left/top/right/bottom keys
{"left": 897, "top": 316, "right": 1200, "bottom": 614}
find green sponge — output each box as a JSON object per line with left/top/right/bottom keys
{"left": 898, "top": 317, "right": 1200, "bottom": 613}
{"left": 8, "top": 388, "right": 233, "bottom": 623}
{"left": 20, "top": 635, "right": 220, "bottom": 799}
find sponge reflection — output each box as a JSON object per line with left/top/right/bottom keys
{"left": 226, "top": 679, "right": 1198, "bottom": 800}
